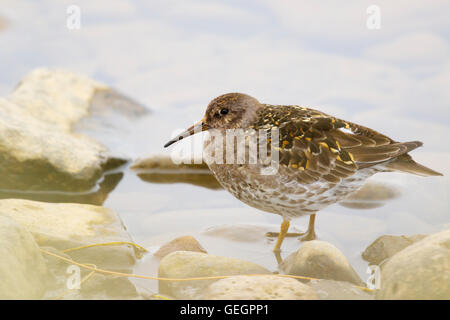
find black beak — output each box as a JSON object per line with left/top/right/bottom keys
{"left": 164, "top": 118, "right": 208, "bottom": 148}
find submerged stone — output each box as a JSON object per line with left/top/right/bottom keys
{"left": 362, "top": 234, "right": 427, "bottom": 265}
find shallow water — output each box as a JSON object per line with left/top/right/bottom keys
{"left": 101, "top": 112, "right": 449, "bottom": 293}
{"left": 0, "top": 1, "right": 449, "bottom": 297}
{"left": 75, "top": 109, "right": 450, "bottom": 293}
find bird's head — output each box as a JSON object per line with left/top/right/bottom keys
{"left": 164, "top": 93, "right": 261, "bottom": 148}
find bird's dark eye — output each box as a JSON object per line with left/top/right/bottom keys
{"left": 220, "top": 108, "right": 229, "bottom": 115}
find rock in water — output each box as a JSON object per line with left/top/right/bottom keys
{"left": 377, "top": 229, "right": 450, "bottom": 299}
{"left": 202, "top": 275, "right": 318, "bottom": 300}
{"left": 0, "top": 199, "right": 138, "bottom": 271}
{"left": 0, "top": 68, "right": 146, "bottom": 192}
{"left": 0, "top": 215, "right": 49, "bottom": 299}
{"left": 154, "top": 235, "right": 207, "bottom": 258}
{"left": 280, "top": 240, "right": 364, "bottom": 286}
{"left": 158, "top": 251, "right": 270, "bottom": 299}
{"left": 40, "top": 246, "right": 141, "bottom": 300}
{"left": 362, "top": 234, "right": 426, "bottom": 265}
{"left": 79, "top": 273, "right": 140, "bottom": 299}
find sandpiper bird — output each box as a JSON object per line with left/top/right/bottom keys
{"left": 164, "top": 93, "right": 442, "bottom": 252}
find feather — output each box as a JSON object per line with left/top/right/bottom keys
{"left": 253, "top": 104, "right": 441, "bottom": 184}
{"left": 386, "top": 154, "right": 443, "bottom": 177}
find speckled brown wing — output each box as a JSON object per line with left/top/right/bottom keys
{"left": 255, "top": 105, "right": 422, "bottom": 184}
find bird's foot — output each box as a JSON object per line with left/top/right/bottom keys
{"left": 273, "top": 250, "right": 283, "bottom": 265}
{"left": 297, "top": 230, "right": 316, "bottom": 242}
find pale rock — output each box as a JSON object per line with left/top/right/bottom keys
{"left": 362, "top": 234, "right": 427, "bottom": 265}
{"left": 0, "top": 68, "right": 147, "bottom": 191}
{"left": 0, "top": 199, "right": 138, "bottom": 270}
{"left": 376, "top": 229, "right": 450, "bottom": 299}
{"left": 202, "top": 275, "right": 318, "bottom": 300}
{"left": 280, "top": 240, "right": 364, "bottom": 285}
{"left": 0, "top": 215, "right": 49, "bottom": 299}
{"left": 158, "top": 251, "right": 270, "bottom": 299}
{"left": 308, "top": 279, "right": 374, "bottom": 300}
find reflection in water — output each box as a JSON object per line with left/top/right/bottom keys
{"left": 131, "top": 156, "right": 222, "bottom": 189}
{"left": 339, "top": 201, "right": 386, "bottom": 210}
{"left": 339, "top": 182, "right": 401, "bottom": 210}
{"left": 0, "top": 154, "right": 126, "bottom": 193}
{"left": 0, "top": 171, "right": 124, "bottom": 206}
{"left": 133, "top": 166, "right": 402, "bottom": 209}
{"left": 136, "top": 170, "right": 221, "bottom": 190}
{"left": 0, "top": 16, "right": 7, "bottom": 32}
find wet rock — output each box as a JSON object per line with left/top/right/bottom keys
{"left": 0, "top": 215, "right": 49, "bottom": 299}
{"left": 154, "top": 235, "right": 207, "bottom": 258}
{"left": 47, "top": 276, "right": 140, "bottom": 300}
{"left": 0, "top": 68, "right": 146, "bottom": 192}
{"left": 202, "top": 275, "right": 318, "bottom": 300}
{"left": 362, "top": 234, "right": 427, "bottom": 265}
{"left": 158, "top": 251, "right": 270, "bottom": 299}
{"left": 0, "top": 199, "right": 138, "bottom": 271}
{"left": 80, "top": 274, "right": 140, "bottom": 299}
{"left": 40, "top": 246, "right": 141, "bottom": 300}
{"left": 308, "top": 279, "right": 374, "bottom": 300}
{"left": 340, "top": 182, "right": 400, "bottom": 209}
{"left": 377, "top": 229, "right": 450, "bottom": 300}
{"left": 40, "top": 246, "right": 72, "bottom": 272}
{"left": 39, "top": 246, "right": 73, "bottom": 298}
{"left": 280, "top": 240, "right": 364, "bottom": 286}
{"left": 132, "top": 155, "right": 221, "bottom": 190}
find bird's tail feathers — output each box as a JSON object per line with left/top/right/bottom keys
{"left": 385, "top": 153, "right": 443, "bottom": 177}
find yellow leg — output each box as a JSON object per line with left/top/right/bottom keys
{"left": 298, "top": 214, "right": 317, "bottom": 241}
{"left": 273, "top": 219, "right": 290, "bottom": 252}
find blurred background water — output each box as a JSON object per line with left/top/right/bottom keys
{"left": 0, "top": 0, "right": 449, "bottom": 284}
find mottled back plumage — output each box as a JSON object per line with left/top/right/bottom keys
{"left": 248, "top": 104, "right": 438, "bottom": 184}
